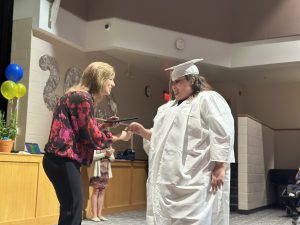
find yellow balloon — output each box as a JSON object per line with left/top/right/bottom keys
{"left": 1, "top": 81, "right": 17, "bottom": 100}
{"left": 16, "top": 83, "right": 27, "bottom": 98}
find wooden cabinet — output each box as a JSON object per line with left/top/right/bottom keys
{"left": 0, "top": 153, "right": 59, "bottom": 225}
{"left": 0, "top": 153, "right": 147, "bottom": 224}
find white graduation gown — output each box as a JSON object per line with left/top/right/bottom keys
{"left": 143, "top": 91, "right": 235, "bottom": 225}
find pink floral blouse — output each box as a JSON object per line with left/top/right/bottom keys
{"left": 44, "top": 91, "right": 112, "bottom": 166}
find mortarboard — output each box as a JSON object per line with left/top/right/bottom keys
{"left": 165, "top": 59, "right": 203, "bottom": 81}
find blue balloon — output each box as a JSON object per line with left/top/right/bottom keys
{"left": 5, "top": 64, "right": 24, "bottom": 82}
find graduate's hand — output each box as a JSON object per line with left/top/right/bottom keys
{"left": 128, "top": 122, "right": 145, "bottom": 136}
{"left": 128, "top": 122, "right": 152, "bottom": 140}
{"left": 211, "top": 162, "right": 226, "bottom": 193}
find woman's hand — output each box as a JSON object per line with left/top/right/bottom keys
{"left": 211, "top": 162, "right": 226, "bottom": 193}
{"left": 121, "top": 129, "right": 133, "bottom": 141}
{"left": 112, "top": 128, "right": 132, "bottom": 142}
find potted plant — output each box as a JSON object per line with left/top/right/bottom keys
{"left": 0, "top": 110, "right": 17, "bottom": 153}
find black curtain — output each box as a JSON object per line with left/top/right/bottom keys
{"left": 0, "top": 0, "right": 14, "bottom": 113}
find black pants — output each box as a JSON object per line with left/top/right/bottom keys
{"left": 43, "top": 153, "right": 82, "bottom": 225}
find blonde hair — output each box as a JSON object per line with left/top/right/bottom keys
{"left": 81, "top": 62, "right": 115, "bottom": 95}
{"left": 67, "top": 62, "right": 114, "bottom": 99}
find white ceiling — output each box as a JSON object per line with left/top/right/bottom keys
{"left": 104, "top": 48, "right": 300, "bottom": 85}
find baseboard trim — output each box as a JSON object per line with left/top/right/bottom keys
{"left": 236, "top": 205, "right": 270, "bottom": 215}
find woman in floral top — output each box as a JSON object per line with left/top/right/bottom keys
{"left": 43, "top": 62, "right": 118, "bottom": 225}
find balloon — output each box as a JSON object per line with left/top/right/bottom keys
{"left": 5, "top": 64, "right": 24, "bottom": 82}
{"left": 15, "top": 83, "right": 27, "bottom": 98}
{"left": 1, "top": 81, "right": 17, "bottom": 100}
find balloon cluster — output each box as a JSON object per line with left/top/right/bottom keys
{"left": 1, "top": 64, "right": 27, "bottom": 100}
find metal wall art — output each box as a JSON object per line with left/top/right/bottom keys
{"left": 39, "top": 54, "right": 118, "bottom": 118}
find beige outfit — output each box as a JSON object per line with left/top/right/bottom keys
{"left": 90, "top": 150, "right": 115, "bottom": 179}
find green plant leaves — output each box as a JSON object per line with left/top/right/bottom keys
{"left": 0, "top": 111, "right": 17, "bottom": 140}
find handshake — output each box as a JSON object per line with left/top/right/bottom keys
{"left": 113, "top": 128, "right": 133, "bottom": 142}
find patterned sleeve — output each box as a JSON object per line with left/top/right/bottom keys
{"left": 68, "top": 92, "right": 113, "bottom": 150}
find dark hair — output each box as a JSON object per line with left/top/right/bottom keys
{"left": 185, "top": 75, "right": 213, "bottom": 96}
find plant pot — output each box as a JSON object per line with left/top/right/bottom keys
{"left": 0, "top": 140, "right": 14, "bottom": 153}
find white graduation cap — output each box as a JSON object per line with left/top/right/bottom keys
{"left": 165, "top": 59, "right": 203, "bottom": 81}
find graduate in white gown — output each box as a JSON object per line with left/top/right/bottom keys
{"left": 128, "top": 59, "right": 235, "bottom": 225}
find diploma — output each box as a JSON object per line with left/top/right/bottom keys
{"left": 104, "top": 116, "right": 139, "bottom": 123}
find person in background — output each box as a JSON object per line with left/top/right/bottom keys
{"left": 89, "top": 131, "right": 132, "bottom": 222}
{"left": 128, "top": 59, "right": 235, "bottom": 225}
{"left": 89, "top": 147, "right": 115, "bottom": 222}
{"left": 287, "top": 166, "right": 300, "bottom": 197}
{"left": 43, "top": 62, "right": 125, "bottom": 225}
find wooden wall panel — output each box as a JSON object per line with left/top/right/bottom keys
{"left": 82, "top": 160, "right": 147, "bottom": 218}
{"left": 106, "top": 166, "right": 132, "bottom": 207}
{"left": 0, "top": 153, "right": 59, "bottom": 225}
{"left": 0, "top": 161, "right": 38, "bottom": 222}
{"left": 131, "top": 164, "right": 147, "bottom": 205}
{"left": 0, "top": 153, "right": 147, "bottom": 224}
{"left": 36, "top": 165, "right": 59, "bottom": 217}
